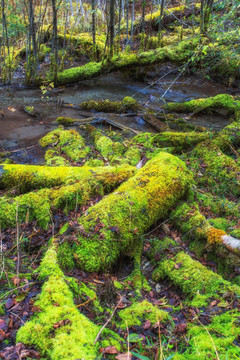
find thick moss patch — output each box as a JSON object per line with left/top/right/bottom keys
{"left": 73, "top": 152, "right": 192, "bottom": 272}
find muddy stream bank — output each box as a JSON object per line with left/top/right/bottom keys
{"left": 0, "top": 72, "right": 230, "bottom": 164}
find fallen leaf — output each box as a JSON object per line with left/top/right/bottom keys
{"left": 100, "top": 346, "right": 118, "bottom": 354}
{"left": 143, "top": 319, "right": 151, "bottom": 330}
{"left": 115, "top": 352, "right": 132, "bottom": 360}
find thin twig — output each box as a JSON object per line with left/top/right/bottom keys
{"left": 94, "top": 293, "right": 123, "bottom": 344}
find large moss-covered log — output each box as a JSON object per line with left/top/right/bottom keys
{"left": 56, "top": 38, "right": 198, "bottom": 85}
{"left": 16, "top": 245, "right": 121, "bottom": 360}
{"left": 0, "top": 163, "right": 136, "bottom": 194}
{"left": 0, "top": 165, "right": 136, "bottom": 228}
{"left": 72, "top": 152, "right": 192, "bottom": 272}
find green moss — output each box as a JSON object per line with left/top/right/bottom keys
{"left": 80, "top": 96, "right": 138, "bottom": 113}
{"left": 58, "top": 242, "right": 75, "bottom": 271}
{"left": 73, "top": 152, "right": 192, "bottom": 272}
{"left": 152, "top": 131, "right": 211, "bottom": 150}
{"left": 164, "top": 94, "right": 240, "bottom": 117}
{"left": 0, "top": 163, "right": 136, "bottom": 193}
{"left": 119, "top": 300, "right": 170, "bottom": 328}
{"left": 56, "top": 38, "right": 198, "bottom": 85}
{"left": 152, "top": 251, "right": 240, "bottom": 307}
{"left": 17, "top": 245, "right": 121, "bottom": 359}
{"left": 39, "top": 127, "right": 90, "bottom": 163}
{"left": 192, "top": 140, "right": 240, "bottom": 196}
{"left": 123, "top": 147, "right": 141, "bottom": 166}
{"left": 173, "top": 311, "right": 240, "bottom": 359}
{"left": 0, "top": 166, "right": 136, "bottom": 228}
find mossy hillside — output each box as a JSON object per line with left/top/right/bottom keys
{"left": 118, "top": 300, "right": 170, "bottom": 329}
{"left": 80, "top": 96, "right": 139, "bottom": 113}
{"left": 73, "top": 152, "right": 193, "bottom": 272}
{"left": 152, "top": 251, "right": 240, "bottom": 307}
{"left": 56, "top": 38, "right": 199, "bottom": 85}
{"left": 173, "top": 311, "right": 240, "bottom": 360}
{"left": 16, "top": 246, "right": 120, "bottom": 359}
{"left": 39, "top": 127, "right": 90, "bottom": 162}
{"left": 0, "top": 166, "right": 136, "bottom": 228}
{"left": 0, "top": 163, "right": 136, "bottom": 194}
{"left": 164, "top": 94, "right": 240, "bottom": 116}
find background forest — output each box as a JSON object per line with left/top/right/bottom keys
{"left": 1, "top": 1, "right": 240, "bottom": 360}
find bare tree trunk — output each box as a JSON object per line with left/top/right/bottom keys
{"left": 51, "top": 0, "right": 58, "bottom": 83}
{"left": 28, "top": 0, "right": 38, "bottom": 82}
{"left": 92, "top": 0, "right": 96, "bottom": 59}
{"left": 1, "top": 0, "right": 10, "bottom": 83}
{"left": 109, "top": 0, "right": 115, "bottom": 57}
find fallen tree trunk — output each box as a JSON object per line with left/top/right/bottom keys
{"left": 0, "top": 163, "right": 136, "bottom": 194}
{"left": 56, "top": 38, "right": 198, "bottom": 85}
{"left": 0, "top": 165, "right": 136, "bottom": 228}
{"left": 71, "top": 152, "right": 192, "bottom": 272}
{"left": 171, "top": 202, "right": 240, "bottom": 260}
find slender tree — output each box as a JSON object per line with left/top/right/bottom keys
{"left": 51, "top": 0, "right": 58, "bottom": 82}
{"left": 109, "top": 0, "right": 115, "bottom": 57}
{"left": 92, "top": 0, "right": 96, "bottom": 58}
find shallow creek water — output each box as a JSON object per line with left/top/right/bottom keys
{"left": 0, "top": 72, "right": 231, "bottom": 163}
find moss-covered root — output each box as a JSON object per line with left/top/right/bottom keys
{"left": 73, "top": 152, "right": 192, "bottom": 272}
{"left": 86, "top": 124, "right": 141, "bottom": 165}
{"left": 118, "top": 300, "right": 170, "bottom": 329}
{"left": 164, "top": 94, "right": 240, "bottom": 117}
{"left": 171, "top": 202, "right": 240, "bottom": 259}
{"left": 16, "top": 246, "right": 120, "bottom": 359}
{"left": 191, "top": 140, "right": 240, "bottom": 196}
{"left": 0, "top": 163, "right": 136, "bottom": 194}
{"left": 150, "top": 237, "right": 240, "bottom": 359}
{"left": 39, "top": 127, "right": 90, "bottom": 164}
{"left": 131, "top": 131, "right": 211, "bottom": 153}
{"left": 152, "top": 248, "right": 240, "bottom": 307}
{"left": 0, "top": 166, "right": 136, "bottom": 228}
{"left": 80, "top": 96, "right": 139, "bottom": 113}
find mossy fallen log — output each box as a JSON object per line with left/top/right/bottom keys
{"left": 72, "top": 152, "right": 192, "bottom": 272}
{"left": 16, "top": 245, "right": 121, "bottom": 360}
{"left": 0, "top": 163, "right": 135, "bottom": 194}
{"left": 131, "top": 131, "right": 211, "bottom": 153}
{"left": 0, "top": 165, "right": 136, "bottom": 228}
{"left": 164, "top": 94, "right": 240, "bottom": 118}
{"left": 79, "top": 96, "right": 139, "bottom": 113}
{"left": 171, "top": 202, "right": 240, "bottom": 259}
{"left": 56, "top": 38, "right": 198, "bottom": 85}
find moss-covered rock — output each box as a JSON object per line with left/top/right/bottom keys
{"left": 73, "top": 152, "right": 192, "bottom": 272}
{"left": 39, "top": 127, "right": 90, "bottom": 163}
